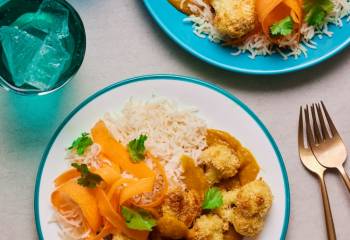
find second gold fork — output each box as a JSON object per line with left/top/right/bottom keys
{"left": 305, "top": 102, "right": 350, "bottom": 193}
{"left": 298, "top": 107, "right": 336, "bottom": 240}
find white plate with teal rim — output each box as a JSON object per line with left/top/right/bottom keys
{"left": 34, "top": 74, "right": 290, "bottom": 239}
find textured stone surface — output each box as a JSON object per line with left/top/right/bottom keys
{"left": 0, "top": 0, "right": 349, "bottom": 239}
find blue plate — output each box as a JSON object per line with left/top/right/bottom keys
{"left": 143, "top": 0, "right": 350, "bottom": 74}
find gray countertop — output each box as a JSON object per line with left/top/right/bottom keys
{"left": 1, "top": 0, "right": 350, "bottom": 239}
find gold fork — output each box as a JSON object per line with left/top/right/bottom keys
{"left": 298, "top": 107, "right": 336, "bottom": 240}
{"left": 304, "top": 102, "right": 350, "bottom": 193}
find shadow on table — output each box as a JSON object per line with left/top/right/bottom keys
{"left": 0, "top": 80, "right": 76, "bottom": 162}
{"left": 137, "top": 0, "right": 350, "bottom": 92}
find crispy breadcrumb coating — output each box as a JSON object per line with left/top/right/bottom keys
{"left": 189, "top": 214, "right": 224, "bottom": 240}
{"left": 231, "top": 208, "right": 264, "bottom": 237}
{"left": 200, "top": 145, "right": 241, "bottom": 184}
{"left": 216, "top": 179, "right": 273, "bottom": 237}
{"left": 162, "top": 188, "right": 201, "bottom": 227}
{"left": 211, "top": 0, "right": 256, "bottom": 38}
{"left": 235, "top": 179, "right": 273, "bottom": 218}
{"left": 215, "top": 189, "right": 238, "bottom": 228}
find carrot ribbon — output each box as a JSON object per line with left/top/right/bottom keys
{"left": 91, "top": 120, "right": 155, "bottom": 178}
{"left": 95, "top": 188, "right": 149, "bottom": 240}
{"left": 51, "top": 120, "right": 169, "bottom": 240}
{"left": 51, "top": 179, "right": 102, "bottom": 233}
{"left": 256, "top": 0, "right": 303, "bottom": 41}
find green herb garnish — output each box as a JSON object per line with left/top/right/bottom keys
{"left": 121, "top": 206, "right": 156, "bottom": 231}
{"left": 270, "top": 16, "right": 294, "bottom": 37}
{"left": 71, "top": 163, "right": 102, "bottom": 188}
{"left": 304, "top": 0, "right": 333, "bottom": 26}
{"left": 127, "top": 135, "right": 148, "bottom": 163}
{"left": 202, "top": 187, "right": 224, "bottom": 210}
{"left": 68, "top": 132, "right": 93, "bottom": 155}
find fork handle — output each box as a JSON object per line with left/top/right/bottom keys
{"left": 337, "top": 165, "right": 350, "bottom": 193}
{"left": 318, "top": 175, "right": 337, "bottom": 240}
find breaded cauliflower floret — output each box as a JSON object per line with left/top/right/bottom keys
{"left": 211, "top": 0, "right": 256, "bottom": 38}
{"left": 162, "top": 188, "right": 201, "bottom": 227}
{"left": 189, "top": 214, "right": 224, "bottom": 240}
{"left": 200, "top": 145, "right": 241, "bottom": 184}
{"left": 231, "top": 208, "right": 264, "bottom": 237}
{"left": 216, "top": 180, "right": 273, "bottom": 237}
{"left": 215, "top": 189, "right": 238, "bottom": 227}
{"left": 235, "top": 179, "right": 273, "bottom": 218}
{"left": 157, "top": 215, "right": 188, "bottom": 239}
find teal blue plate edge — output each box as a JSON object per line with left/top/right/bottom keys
{"left": 143, "top": 0, "right": 350, "bottom": 75}
{"left": 34, "top": 74, "right": 291, "bottom": 239}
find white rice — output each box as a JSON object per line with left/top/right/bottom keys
{"left": 184, "top": 0, "right": 350, "bottom": 59}
{"left": 103, "top": 97, "right": 207, "bottom": 183}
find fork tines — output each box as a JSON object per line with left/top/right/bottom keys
{"left": 302, "top": 102, "right": 339, "bottom": 146}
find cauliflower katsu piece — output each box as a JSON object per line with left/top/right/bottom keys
{"left": 211, "top": 0, "right": 256, "bottom": 39}
{"left": 215, "top": 189, "right": 238, "bottom": 228}
{"left": 162, "top": 188, "right": 201, "bottom": 227}
{"left": 157, "top": 215, "right": 189, "bottom": 239}
{"left": 157, "top": 188, "right": 201, "bottom": 239}
{"left": 235, "top": 179, "right": 273, "bottom": 218}
{"left": 189, "top": 214, "right": 224, "bottom": 240}
{"left": 200, "top": 145, "right": 241, "bottom": 184}
{"left": 231, "top": 208, "right": 264, "bottom": 237}
{"left": 216, "top": 179, "right": 273, "bottom": 237}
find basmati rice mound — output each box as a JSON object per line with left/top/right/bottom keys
{"left": 103, "top": 97, "right": 208, "bottom": 185}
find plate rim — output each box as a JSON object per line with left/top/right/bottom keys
{"left": 34, "top": 74, "right": 291, "bottom": 239}
{"left": 143, "top": 0, "right": 350, "bottom": 75}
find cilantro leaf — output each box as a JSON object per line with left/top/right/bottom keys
{"left": 202, "top": 187, "right": 224, "bottom": 210}
{"left": 304, "top": 0, "right": 333, "bottom": 26}
{"left": 121, "top": 206, "right": 156, "bottom": 231}
{"left": 68, "top": 132, "right": 93, "bottom": 155}
{"left": 71, "top": 163, "right": 102, "bottom": 188}
{"left": 127, "top": 135, "right": 148, "bottom": 163}
{"left": 270, "top": 16, "right": 294, "bottom": 37}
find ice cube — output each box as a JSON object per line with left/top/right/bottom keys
{"left": 0, "top": 26, "right": 42, "bottom": 87}
{"left": 11, "top": 13, "right": 48, "bottom": 40}
{"left": 11, "top": 0, "right": 70, "bottom": 39}
{"left": 24, "top": 33, "right": 70, "bottom": 90}
{"left": 37, "top": 0, "right": 70, "bottom": 39}
{"left": 0, "top": 26, "right": 70, "bottom": 90}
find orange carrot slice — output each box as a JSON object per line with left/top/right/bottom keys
{"left": 91, "top": 120, "right": 155, "bottom": 178}
{"left": 131, "top": 152, "right": 168, "bottom": 208}
{"left": 119, "top": 177, "right": 155, "bottom": 205}
{"left": 54, "top": 169, "right": 80, "bottom": 187}
{"left": 87, "top": 223, "right": 113, "bottom": 240}
{"left": 95, "top": 188, "right": 149, "bottom": 240}
{"left": 51, "top": 179, "right": 102, "bottom": 233}
{"left": 256, "top": 0, "right": 302, "bottom": 41}
{"left": 108, "top": 178, "right": 138, "bottom": 200}
{"left": 92, "top": 164, "right": 120, "bottom": 186}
